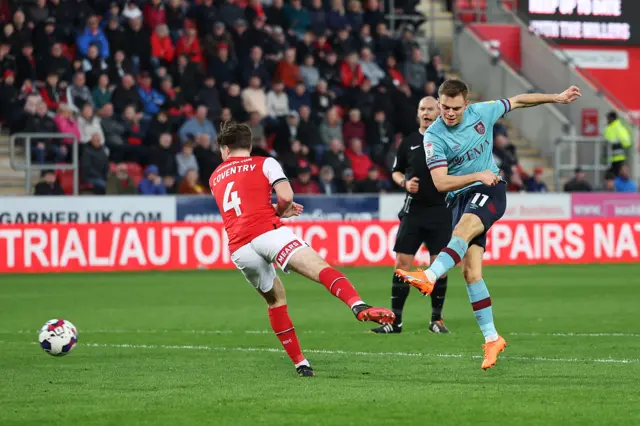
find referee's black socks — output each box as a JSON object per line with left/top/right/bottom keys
{"left": 391, "top": 274, "right": 410, "bottom": 325}
{"left": 431, "top": 276, "right": 448, "bottom": 322}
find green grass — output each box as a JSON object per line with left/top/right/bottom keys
{"left": 1, "top": 265, "right": 640, "bottom": 426}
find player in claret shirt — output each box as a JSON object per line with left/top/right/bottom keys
{"left": 210, "top": 122, "right": 395, "bottom": 377}
{"left": 397, "top": 79, "right": 581, "bottom": 370}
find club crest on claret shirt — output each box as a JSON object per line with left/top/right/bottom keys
{"left": 425, "top": 142, "right": 434, "bottom": 158}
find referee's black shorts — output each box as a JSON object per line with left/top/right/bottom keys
{"left": 394, "top": 206, "right": 452, "bottom": 256}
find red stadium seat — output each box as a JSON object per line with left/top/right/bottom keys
{"left": 456, "top": 0, "right": 487, "bottom": 23}
{"left": 60, "top": 44, "right": 76, "bottom": 61}
{"left": 501, "top": 0, "right": 515, "bottom": 11}
{"left": 377, "top": 165, "right": 389, "bottom": 180}
{"left": 266, "top": 134, "right": 276, "bottom": 151}
{"left": 55, "top": 168, "right": 74, "bottom": 195}
{"left": 125, "top": 162, "right": 144, "bottom": 185}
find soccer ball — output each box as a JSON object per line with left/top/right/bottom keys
{"left": 38, "top": 319, "right": 78, "bottom": 356}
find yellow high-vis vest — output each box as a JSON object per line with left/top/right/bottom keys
{"left": 604, "top": 119, "right": 631, "bottom": 163}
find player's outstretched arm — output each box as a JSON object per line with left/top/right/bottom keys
{"left": 508, "top": 85, "right": 581, "bottom": 110}
{"left": 430, "top": 167, "right": 499, "bottom": 193}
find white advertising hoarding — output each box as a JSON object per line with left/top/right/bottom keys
{"left": 379, "top": 193, "right": 571, "bottom": 221}
{"left": 0, "top": 196, "right": 176, "bottom": 224}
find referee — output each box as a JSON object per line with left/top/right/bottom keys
{"left": 371, "top": 97, "right": 452, "bottom": 334}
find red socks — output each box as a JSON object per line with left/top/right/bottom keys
{"left": 268, "top": 269, "right": 362, "bottom": 367}
{"left": 268, "top": 305, "right": 306, "bottom": 365}
{"left": 318, "top": 267, "right": 363, "bottom": 308}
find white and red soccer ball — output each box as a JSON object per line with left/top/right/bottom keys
{"left": 39, "top": 319, "right": 78, "bottom": 356}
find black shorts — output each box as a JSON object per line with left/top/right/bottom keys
{"left": 451, "top": 181, "right": 507, "bottom": 249}
{"left": 394, "top": 206, "right": 452, "bottom": 255}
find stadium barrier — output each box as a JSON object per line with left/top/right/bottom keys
{"left": 1, "top": 219, "right": 639, "bottom": 273}
{"left": 3, "top": 193, "right": 640, "bottom": 225}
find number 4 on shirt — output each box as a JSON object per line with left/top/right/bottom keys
{"left": 223, "top": 182, "right": 242, "bottom": 216}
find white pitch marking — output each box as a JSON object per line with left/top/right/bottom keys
{"left": 6, "top": 340, "right": 638, "bottom": 365}
{"left": 508, "top": 332, "right": 640, "bottom": 338}
{"left": 82, "top": 343, "right": 640, "bottom": 363}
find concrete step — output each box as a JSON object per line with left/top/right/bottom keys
{"left": 0, "top": 131, "right": 33, "bottom": 195}
{"left": 538, "top": 168, "right": 556, "bottom": 191}
{"left": 468, "top": 90, "right": 482, "bottom": 101}
{"left": 0, "top": 160, "right": 34, "bottom": 195}
{"left": 0, "top": 159, "right": 23, "bottom": 173}
{"left": 515, "top": 146, "right": 541, "bottom": 157}
{"left": 519, "top": 157, "right": 552, "bottom": 172}
{"left": 420, "top": 19, "right": 454, "bottom": 42}
{"left": 416, "top": 0, "right": 450, "bottom": 15}
{"left": 0, "top": 186, "right": 26, "bottom": 195}
{"left": 510, "top": 137, "right": 531, "bottom": 147}
{"left": 446, "top": 71, "right": 461, "bottom": 80}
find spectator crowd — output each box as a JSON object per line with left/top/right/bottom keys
{"left": 1, "top": 0, "right": 444, "bottom": 195}
{"left": 1, "top": 0, "right": 629, "bottom": 196}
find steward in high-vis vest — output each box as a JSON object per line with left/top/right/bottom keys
{"left": 605, "top": 111, "right": 631, "bottom": 176}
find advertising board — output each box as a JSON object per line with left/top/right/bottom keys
{"left": 520, "top": 0, "right": 640, "bottom": 45}
{"left": 0, "top": 197, "right": 175, "bottom": 224}
{"left": 177, "top": 195, "right": 379, "bottom": 222}
{"left": 571, "top": 193, "right": 640, "bottom": 217}
{"left": 1, "top": 219, "right": 638, "bottom": 273}
{"left": 379, "top": 193, "right": 571, "bottom": 221}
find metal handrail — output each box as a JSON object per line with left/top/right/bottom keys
{"left": 554, "top": 136, "right": 611, "bottom": 191}
{"left": 9, "top": 132, "right": 79, "bottom": 195}
{"left": 386, "top": 0, "right": 451, "bottom": 36}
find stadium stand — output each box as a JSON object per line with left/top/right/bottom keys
{"left": 0, "top": 0, "right": 550, "bottom": 195}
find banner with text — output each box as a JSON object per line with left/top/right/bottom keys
{"left": 1, "top": 219, "right": 638, "bottom": 273}
{"left": 0, "top": 196, "right": 175, "bottom": 224}
{"left": 177, "top": 195, "right": 379, "bottom": 222}
{"left": 520, "top": 0, "right": 640, "bottom": 46}
{"left": 379, "top": 193, "right": 571, "bottom": 221}
{"left": 572, "top": 193, "right": 640, "bottom": 217}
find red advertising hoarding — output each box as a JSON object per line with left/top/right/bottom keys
{"left": 557, "top": 45, "right": 640, "bottom": 112}
{"left": 468, "top": 24, "right": 522, "bottom": 69}
{"left": 581, "top": 108, "right": 600, "bottom": 136}
{"left": 1, "top": 219, "right": 638, "bottom": 273}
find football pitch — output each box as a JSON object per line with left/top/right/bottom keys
{"left": 1, "top": 265, "right": 640, "bottom": 426}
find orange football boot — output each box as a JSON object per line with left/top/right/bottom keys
{"left": 481, "top": 335, "right": 507, "bottom": 370}
{"left": 395, "top": 268, "right": 435, "bottom": 296}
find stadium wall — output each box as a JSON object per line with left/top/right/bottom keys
{"left": 453, "top": 26, "right": 572, "bottom": 159}
{"left": 4, "top": 193, "right": 639, "bottom": 224}
{"left": 1, "top": 194, "right": 640, "bottom": 273}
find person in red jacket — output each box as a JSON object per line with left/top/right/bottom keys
{"left": 143, "top": 0, "right": 167, "bottom": 30}
{"left": 291, "top": 165, "right": 321, "bottom": 194}
{"left": 340, "top": 51, "right": 364, "bottom": 88}
{"left": 342, "top": 108, "right": 366, "bottom": 146}
{"left": 345, "top": 138, "right": 373, "bottom": 181}
{"left": 176, "top": 23, "right": 202, "bottom": 65}
{"left": 39, "top": 72, "right": 66, "bottom": 111}
{"left": 246, "top": 0, "right": 266, "bottom": 22}
{"left": 386, "top": 55, "right": 404, "bottom": 87}
{"left": 151, "top": 24, "right": 175, "bottom": 65}
{"left": 273, "top": 47, "right": 301, "bottom": 89}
